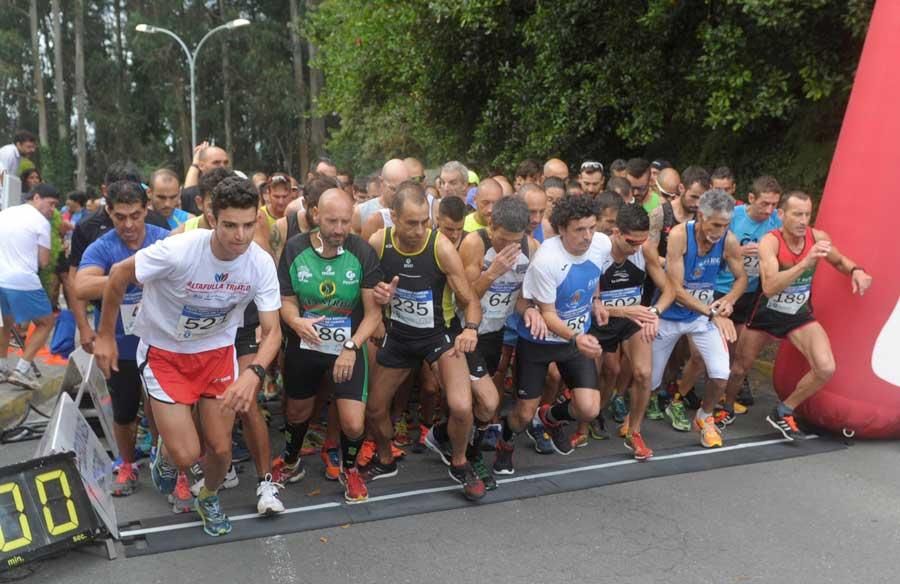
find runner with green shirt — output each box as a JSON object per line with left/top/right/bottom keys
{"left": 274, "top": 189, "right": 384, "bottom": 503}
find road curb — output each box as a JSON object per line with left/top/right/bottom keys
{"left": 0, "top": 367, "right": 66, "bottom": 432}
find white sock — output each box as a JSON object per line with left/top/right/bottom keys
{"left": 0, "top": 357, "right": 7, "bottom": 370}
{"left": 15, "top": 359, "right": 31, "bottom": 374}
{"left": 695, "top": 408, "right": 712, "bottom": 421}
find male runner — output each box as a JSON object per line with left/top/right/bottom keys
{"left": 275, "top": 189, "right": 383, "bottom": 503}
{"left": 93, "top": 177, "right": 283, "bottom": 536}
{"left": 651, "top": 189, "right": 746, "bottom": 448}
{"left": 365, "top": 181, "right": 486, "bottom": 500}
{"left": 723, "top": 191, "right": 871, "bottom": 438}
{"left": 75, "top": 181, "right": 168, "bottom": 496}
{"left": 494, "top": 195, "right": 611, "bottom": 474}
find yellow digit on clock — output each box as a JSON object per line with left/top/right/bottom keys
{"left": 0, "top": 482, "right": 33, "bottom": 552}
{"left": 34, "top": 470, "right": 79, "bottom": 536}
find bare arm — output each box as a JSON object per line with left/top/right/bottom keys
{"left": 718, "top": 232, "right": 748, "bottom": 304}
{"left": 648, "top": 206, "right": 663, "bottom": 244}
{"left": 758, "top": 233, "right": 819, "bottom": 297}
{"left": 38, "top": 245, "right": 50, "bottom": 268}
{"left": 93, "top": 257, "right": 140, "bottom": 376}
{"left": 664, "top": 225, "right": 713, "bottom": 315}
{"left": 437, "top": 233, "right": 481, "bottom": 324}
{"left": 361, "top": 212, "right": 384, "bottom": 243}
{"left": 352, "top": 206, "right": 363, "bottom": 235}
{"left": 74, "top": 266, "right": 108, "bottom": 301}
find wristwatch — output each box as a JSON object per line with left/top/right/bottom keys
{"left": 648, "top": 306, "right": 660, "bottom": 316}
{"left": 249, "top": 364, "right": 266, "bottom": 382}
{"left": 343, "top": 340, "right": 358, "bottom": 351}
{"left": 465, "top": 322, "right": 480, "bottom": 331}
{"left": 569, "top": 332, "right": 581, "bottom": 347}
{"left": 708, "top": 307, "right": 719, "bottom": 320}
{"left": 850, "top": 266, "right": 864, "bottom": 274}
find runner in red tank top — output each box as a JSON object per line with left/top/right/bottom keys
{"left": 719, "top": 191, "right": 872, "bottom": 439}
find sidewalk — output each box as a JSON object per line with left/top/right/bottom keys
{"left": 0, "top": 344, "right": 70, "bottom": 432}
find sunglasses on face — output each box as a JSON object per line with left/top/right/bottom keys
{"left": 624, "top": 236, "right": 648, "bottom": 247}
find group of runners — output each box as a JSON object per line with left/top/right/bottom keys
{"left": 0, "top": 144, "right": 873, "bottom": 538}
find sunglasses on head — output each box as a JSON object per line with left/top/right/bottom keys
{"left": 656, "top": 179, "right": 677, "bottom": 199}
{"left": 581, "top": 161, "right": 604, "bottom": 173}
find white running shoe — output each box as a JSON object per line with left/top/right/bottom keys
{"left": 190, "top": 464, "right": 239, "bottom": 497}
{"left": 8, "top": 369, "right": 40, "bottom": 391}
{"left": 256, "top": 473, "right": 285, "bottom": 516}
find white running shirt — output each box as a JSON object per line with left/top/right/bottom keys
{"left": 0, "top": 203, "right": 51, "bottom": 290}
{"left": 133, "top": 229, "right": 281, "bottom": 353}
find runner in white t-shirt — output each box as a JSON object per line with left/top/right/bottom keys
{"left": 93, "top": 177, "right": 283, "bottom": 537}
{"left": 0, "top": 184, "right": 59, "bottom": 390}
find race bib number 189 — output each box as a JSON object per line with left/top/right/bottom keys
{"left": 176, "top": 305, "right": 232, "bottom": 340}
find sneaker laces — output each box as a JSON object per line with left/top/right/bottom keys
{"left": 256, "top": 474, "right": 284, "bottom": 497}
{"left": 174, "top": 473, "right": 191, "bottom": 500}
{"left": 198, "top": 494, "right": 226, "bottom": 521}
{"left": 783, "top": 415, "right": 800, "bottom": 432}
{"left": 116, "top": 463, "right": 137, "bottom": 482}
{"left": 157, "top": 456, "right": 179, "bottom": 480}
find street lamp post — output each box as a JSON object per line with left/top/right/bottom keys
{"left": 136, "top": 19, "right": 250, "bottom": 149}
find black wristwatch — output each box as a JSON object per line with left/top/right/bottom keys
{"left": 343, "top": 340, "right": 358, "bottom": 351}
{"left": 569, "top": 332, "right": 581, "bottom": 347}
{"left": 248, "top": 364, "right": 266, "bottom": 382}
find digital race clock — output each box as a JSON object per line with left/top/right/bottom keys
{"left": 1, "top": 452, "right": 100, "bottom": 571}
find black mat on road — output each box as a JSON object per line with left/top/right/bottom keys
{"left": 121, "top": 433, "right": 845, "bottom": 557}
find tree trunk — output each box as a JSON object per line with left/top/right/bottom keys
{"left": 174, "top": 73, "right": 192, "bottom": 171}
{"left": 307, "top": 39, "right": 325, "bottom": 161}
{"left": 50, "top": 0, "right": 67, "bottom": 142}
{"left": 29, "top": 0, "right": 49, "bottom": 147}
{"left": 290, "top": 0, "right": 309, "bottom": 177}
{"left": 219, "top": 0, "right": 233, "bottom": 158}
{"left": 74, "top": 0, "right": 87, "bottom": 190}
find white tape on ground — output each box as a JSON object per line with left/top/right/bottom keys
{"left": 119, "top": 435, "right": 816, "bottom": 539}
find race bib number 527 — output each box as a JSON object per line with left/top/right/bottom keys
{"left": 175, "top": 305, "right": 232, "bottom": 340}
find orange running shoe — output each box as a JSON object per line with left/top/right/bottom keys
{"left": 321, "top": 442, "right": 341, "bottom": 481}
{"left": 340, "top": 467, "right": 368, "bottom": 504}
{"left": 624, "top": 432, "right": 654, "bottom": 461}
{"left": 357, "top": 439, "right": 377, "bottom": 467}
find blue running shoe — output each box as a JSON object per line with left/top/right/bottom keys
{"left": 195, "top": 493, "right": 232, "bottom": 536}
{"left": 610, "top": 394, "right": 629, "bottom": 424}
{"left": 525, "top": 418, "right": 554, "bottom": 455}
{"left": 150, "top": 438, "right": 178, "bottom": 495}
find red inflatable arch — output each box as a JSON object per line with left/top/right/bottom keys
{"left": 772, "top": 0, "right": 900, "bottom": 438}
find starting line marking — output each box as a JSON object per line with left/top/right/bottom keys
{"left": 119, "top": 434, "right": 813, "bottom": 539}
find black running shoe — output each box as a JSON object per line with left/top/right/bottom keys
{"left": 448, "top": 462, "right": 486, "bottom": 501}
{"left": 359, "top": 455, "right": 399, "bottom": 481}
{"left": 681, "top": 390, "right": 702, "bottom": 410}
{"left": 766, "top": 408, "right": 806, "bottom": 441}
{"left": 537, "top": 405, "right": 574, "bottom": 456}
{"left": 493, "top": 441, "right": 515, "bottom": 475}
{"left": 469, "top": 452, "right": 497, "bottom": 491}
{"left": 736, "top": 378, "right": 755, "bottom": 406}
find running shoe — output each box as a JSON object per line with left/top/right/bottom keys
{"left": 732, "top": 401, "right": 748, "bottom": 415}
{"left": 525, "top": 418, "right": 554, "bottom": 454}
{"left": 112, "top": 462, "right": 138, "bottom": 497}
{"left": 570, "top": 430, "right": 589, "bottom": 449}
{"left": 272, "top": 456, "right": 306, "bottom": 484}
{"left": 393, "top": 414, "right": 411, "bottom": 447}
{"left": 195, "top": 492, "right": 232, "bottom": 537}
{"left": 0, "top": 365, "right": 9, "bottom": 384}
{"left": 256, "top": 474, "right": 285, "bottom": 516}
{"left": 424, "top": 426, "right": 453, "bottom": 466}
{"left": 624, "top": 432, "right": 654, "bottom": 461}
{"left": 665, "top": 399, "right": 691, "bottom": 432}
{"left": 190, "top": 464, "right": 239, "bottom": 496}
{"left": 357, "top": 439, "right": 376, "bottom": 467}
{"left": 231, "top": 437, "right": 251, "bottom": 464}
{"left": 714, "top": 407, "right": 736, "bottom": 429}
{"left": 448, "top": 462, "right": 486, "bottom": 501}
{"left": 469, "top": 452, "right": 497, "bottom": 491}
{"left": 170, "top": 472, "right": 193, "bottom": 514}
{"left": 681, "top": 390, "right": 702, "bottom": 410}
{"left": 412, "top": 424, "right": 429, "bottom": 454}
{"left": 493, "top": 441, "right": 515, "bottom": 475}
{"left": 693, "top": 414, "right": 723, "bottom": 448}
{"left": 610, "top": 394, "right": 629, "bottom": 424}
{"left": 134, "top": 417, "right": 152, "bottom": 460}
{"left": 390, "top": 443, "right": 407, "bottom": 459}
{"left": 766, "top": 408, "right": 806, "bottom": 441}
{"left": 150, "top": 439, "right": 178, "bottom": 495}
{"left": 537, "top": 404, "right": 574, "bottom": 456}
{"left": 589, "top": 415, "right": 609, "bottom": 440}
{"left": 321, "top": 444, "right": 341, "bottom": 481}
{"left": 480, "top": 423, "right": 501, "bottom": 452}
{"left": 7, "top": 369, "right": 40, "bottom": 391}
{"left": 736, "top": 378, "right": 754, "bottom": 406}
{"left": 617, "top": 420, "right": 629, "bottom": 439}
{"left": 645, "top": 394, "right": 664, "bottom": 420}
{"left": 340, "top": 467, "right": 368, "bottom": 503}
{"left": 359, "top": 455, "right": 398, "bottom": 481}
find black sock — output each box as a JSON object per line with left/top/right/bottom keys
{"left": 501, "top": 416, "right": 519, "bottom": 443}
{"left": 467, "top": 419, "right": 490, "bottom": 459}
{"left": 341, "top": 431, "right": 364, "bottom": 469}
{"left": 548, "top": 401, "right": 575, "bottom": 424}
{"left": 433, "top": 420, "right": 450, "bottom": 444}
{"left": 283, "top": 421, "right": 309, "bottom": 463}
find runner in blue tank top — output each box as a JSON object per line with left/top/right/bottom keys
{"left": 651, "top": 190, "right": 747, "bottom": 449}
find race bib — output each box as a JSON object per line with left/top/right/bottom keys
{"left": 390, "top": 288, "right": 435, "bottom": 328}
{"left": 545, "top": 306, "right": 590, "bottom": 343}
{"left": 483, "top": 281, "right": 519, "bottom": 319}
{"left": 300, "top": 314, "right": 351, "bottom": 356}
{"left": 175, "top": 305, "right": 232, "bottom": 340}
{"left": 743, "top": 255, "right": 760, "bottom": 278}
{"left": 600, "top": 286, "right": 642, "bottom": 307}
{"left": 767, "top": 284, "right": 811, "bottom": 315}
{"left": 119, "top": 290, "right": 142, "bottom": 336}
{"left": 685, "top": 283, "right": 714, "bottom": 305}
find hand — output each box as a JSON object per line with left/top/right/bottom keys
{"left": 79, "top": 326, "right": 96, "bottom": 354}
{"left": 709, "top": 298, "right": 734, "bottom": 318}
{"left": 333, "top": 348, "right": 357, "bottom": 383}
{"left": 623, "top": 305, "right": 658, "bottom": 325}
{"left": 373, "top": 276, "right": 399, "bottom": 306}
{"left": 711, "top": 315, "right": 737, "bottom": 343}
{"left": 574, "top": 333, "right": 602, "bottom": 359}
{"left": 740, "top": 242, "right": 759, "bottom": 257}
{"left": 192, "top": 141, "right": 209, "bottom": 166}
{"left": 93, "top": 333, "right": 119, "bottom": 378}
{"left": 851, "top": 269, "right": 872, "bottom": 296}
{"left": 801, "top": 240, "right": 831, "bottom": 269}
{"left": 291, "top": 315, "right": 325, "bottom": 346}
{"left": 486, "top": 243, "right": 520, "bottom": 279}
{"left": 219, "top": 370, "right": 258, "bottom": 413}
{"left": 454, "top": 327, "right": 478, "bottom": 354}
{"left": 523, "top": 306, "right": 546, "bottom": 339}
{"left": 640, "top": 320, "right": 658, "bottom": 343}
{"left": 592, "top": 300, "right": 610, "bottom": 326}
